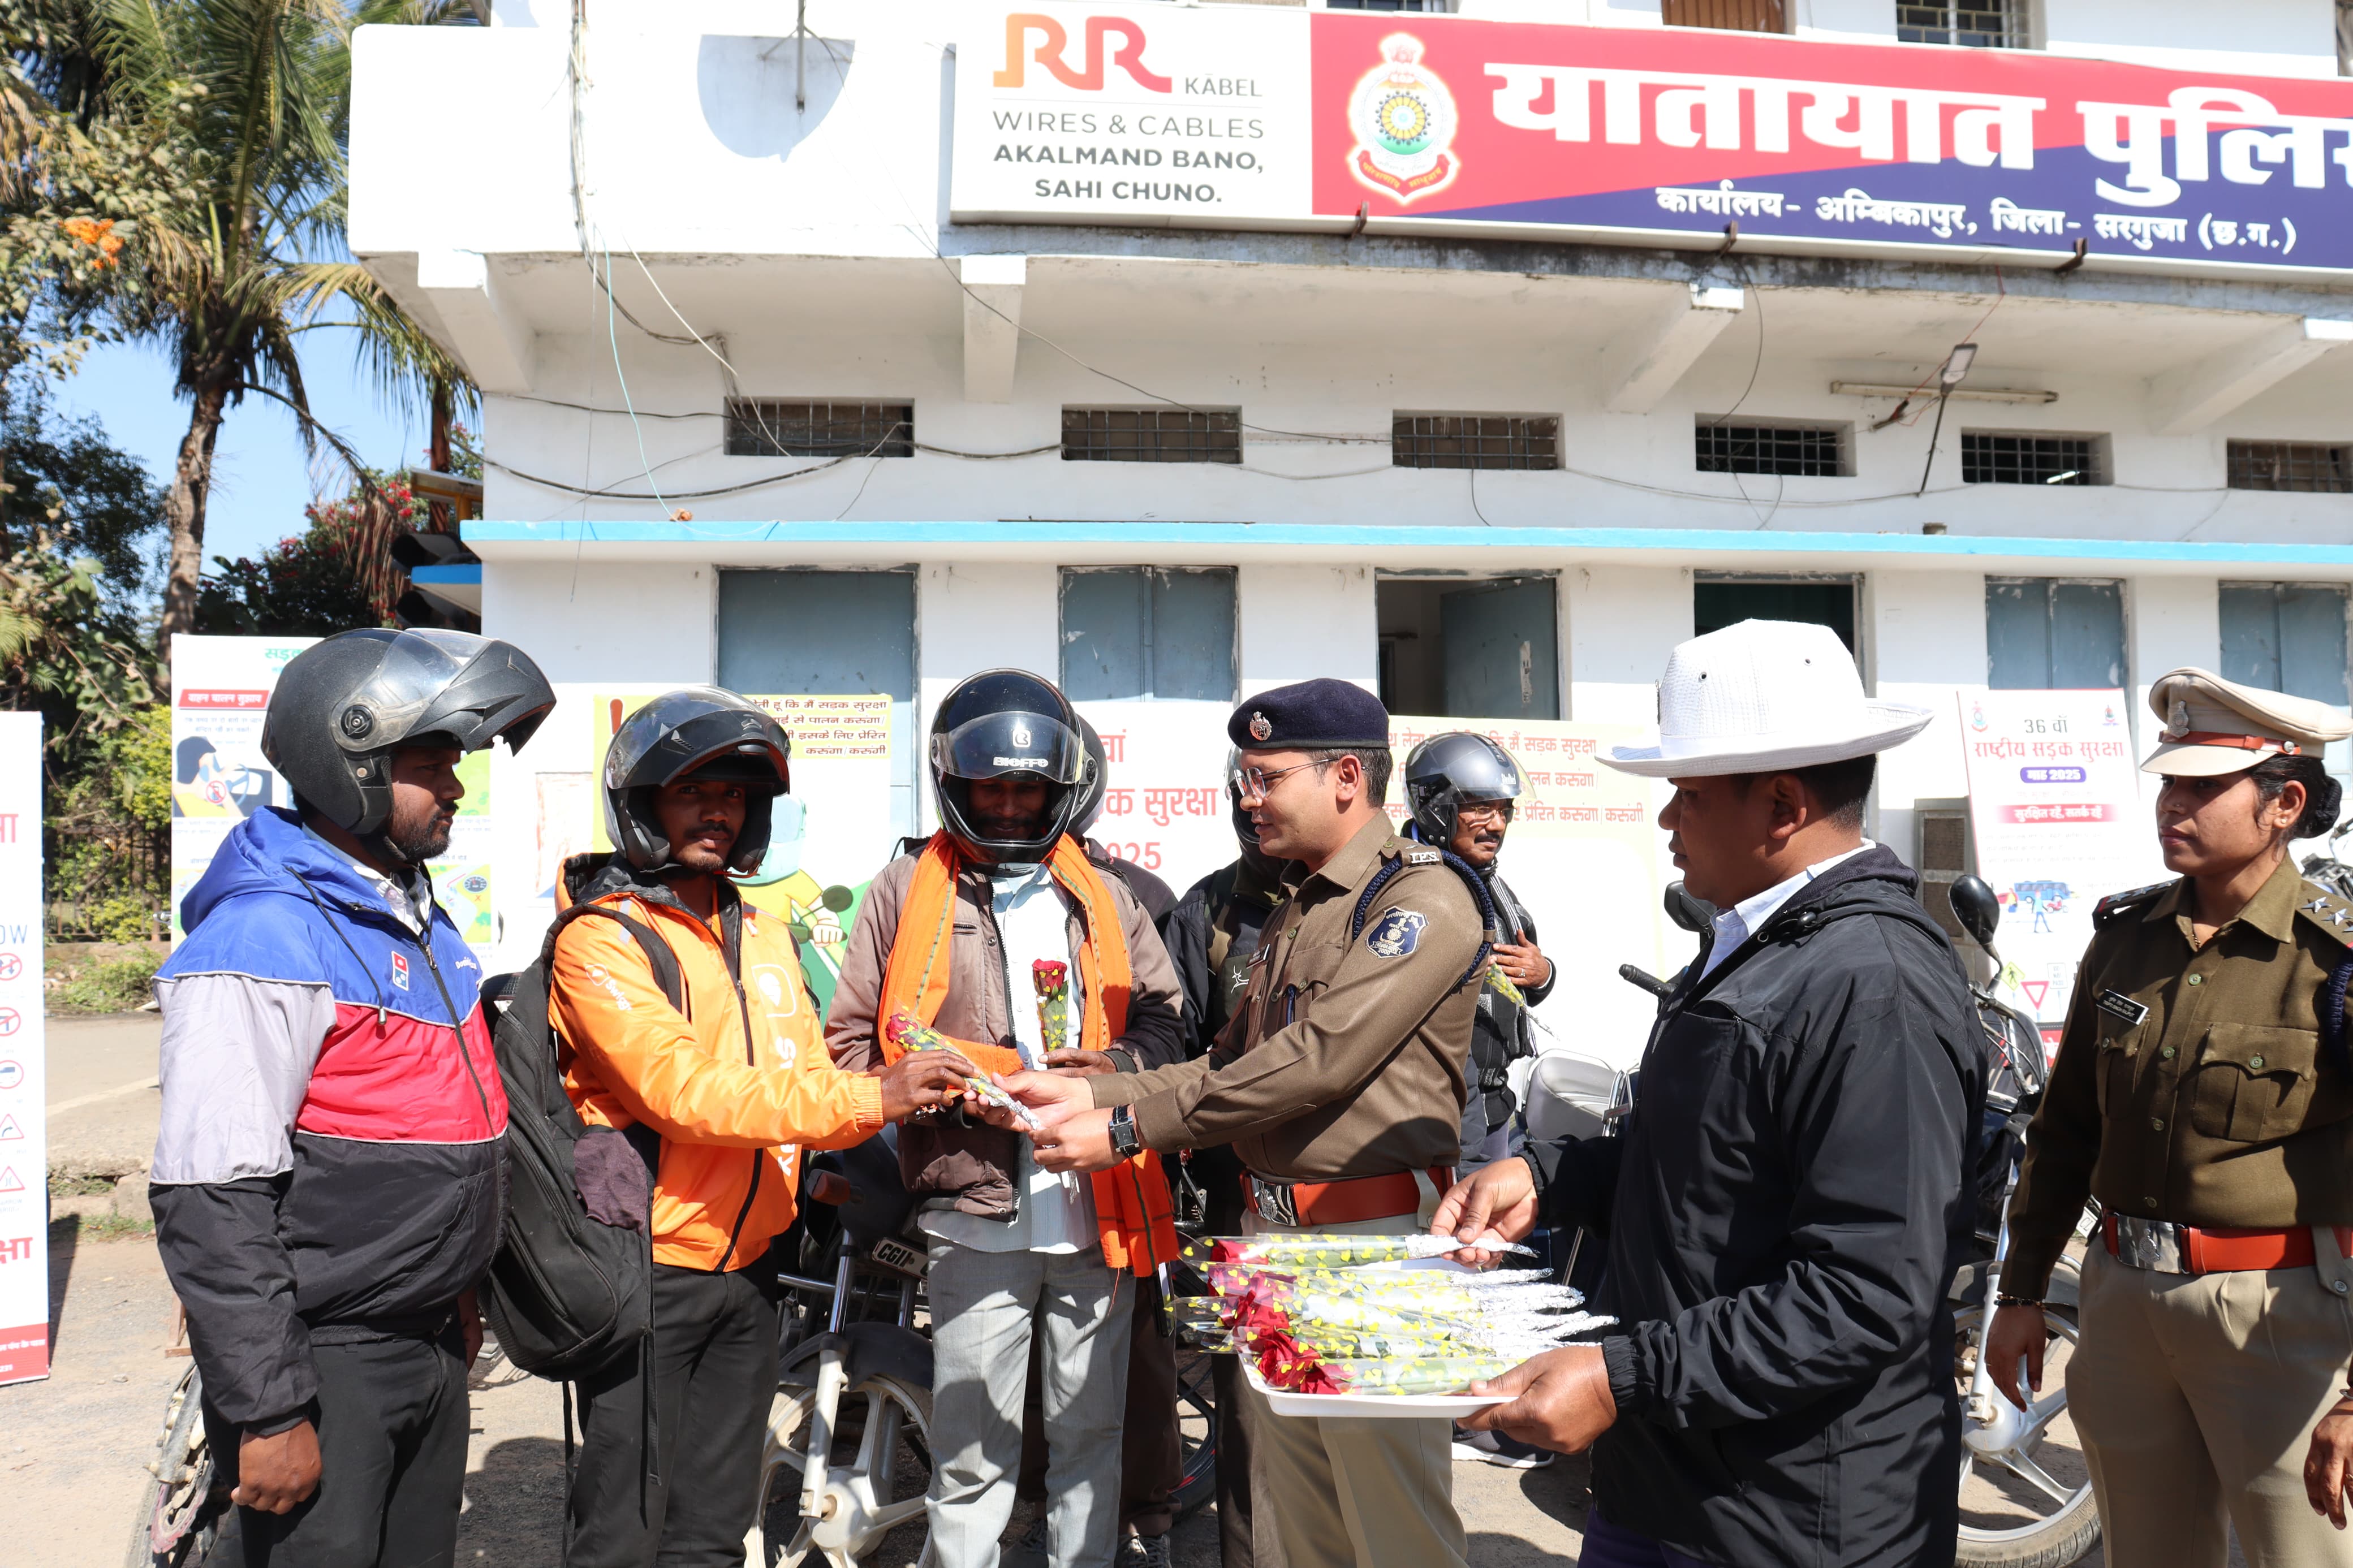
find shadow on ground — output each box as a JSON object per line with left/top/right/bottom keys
{"left": 47, "top": 1213, "right": 80, "bottom": 1351}
{"left": 458, "top": 1435, "right": 569, "bottom": 1565}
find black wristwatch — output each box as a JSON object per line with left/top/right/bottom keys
{"left": 1107, "top": 1104, "right": 1143, "bottom": 1160}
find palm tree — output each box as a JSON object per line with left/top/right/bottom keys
{"left": 87, "top": 0, "right": 472, "bottom": 650}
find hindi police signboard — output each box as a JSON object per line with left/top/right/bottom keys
{"left": 0, "top": 712, "right": 44, "bottom": 1385}
{"left": 953, "top": 2, "right": 2353, "bottom": 278}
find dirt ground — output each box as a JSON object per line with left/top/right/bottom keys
{"left": 7, "top": 1217, "right": 1595, "bottom": 1567}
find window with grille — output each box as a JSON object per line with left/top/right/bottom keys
{"left": 2227, "top": 440, "right": 2353, "bottom": 494}
{"left": 1694, "top": 421, "right": 1847, "bottom": 477}
{"left": 1062, "top": 408, "right": 1242, "bottom": 464}
{"left": 1393, "top": 414, "right": 1560, "bottom": 471}
{"left": 1962, "top": 433, "right": 2101, "bottom": 486}
{"left": 1896, "top": 0, "right": 2025, "bottom": 47}
{"left": 1664, "top": 0, "right": 1787, "bottom": 31}
{"left": 725, "top": 400, "right": 912, "bottom": 459}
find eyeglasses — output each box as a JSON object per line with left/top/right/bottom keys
{"left": 1231, "top": 758, "right": 1336, "bottom": 799}
{"left": 1455, "top": 801, "right": 1516, "bottom": 827}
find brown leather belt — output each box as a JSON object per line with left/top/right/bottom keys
{"left": 1244, "top": 1168, "right": 1454, "bottom": 1229}
{"left": 2103, "top": 1213, "right": 2353, "bottom": 1275}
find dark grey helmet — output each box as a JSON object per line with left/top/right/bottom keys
{"left": 1073, "top": 715, "right": 1110, "bottom": 836}
{"left": 928, "top": 669, "right": 1088, "bottom": 862}
{"left": 1218, "top": 746, "right": 1261, "bottom": 849}
{"left": 1403, "top": 732, "right": 1525, "bottom": 843}
{"left": 262, "top": 628, "right": 553, "bottom": 844}
{"left": 602, "top": 688, "right": 792, "bottom": 876}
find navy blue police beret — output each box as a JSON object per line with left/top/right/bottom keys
{"left": 1229, "top": 679, "right": 1393, "bottom": 750}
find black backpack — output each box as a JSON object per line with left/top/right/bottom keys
{"left": 476, "top": 902, "right": 680, "bottom": 1381}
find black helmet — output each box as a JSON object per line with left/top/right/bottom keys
{"left": 1219, "top": 746, "right": 1261, "bottom": 849}
{"left": 928, "top": 669, "right": 1088, "bottom": 862}
{"left": 263, "top": 628, "right": 553, "bottom": 847}
{"left": 602, "top": 687, "right": 792, "bottom": 877}
{"left": 1072, "top": 715, "right": 1109, "bottom": 836}
{"left": 1403, "top": 732, "right": 1524, "bottom": 843}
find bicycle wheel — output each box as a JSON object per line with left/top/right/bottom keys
{"left": 751, "top": 1373, "right": 937, "bottom": 1568}
{"left": 125, "top": 1364, "right": 226, "bottom": 1568}
{"left": 1953, "top": 1303, "right": 2100, "bottom": 1568}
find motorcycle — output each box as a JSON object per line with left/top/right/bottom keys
{"left": 1945, "top": 874, "right": 2099, "bottom": 1568}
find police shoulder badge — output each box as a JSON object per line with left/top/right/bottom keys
{"left": 1364, "top": 908, "right": 1428, "bottom": 958}
{"left": 1249, "top": 711, "right": 1273, "bottom": 741}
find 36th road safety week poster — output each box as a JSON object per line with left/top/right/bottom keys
{"left": 955, "top": 1, "right": 2353, "bottom": 277}
{"left": 1958, "top": 690, "right": 2162, "bottom": 1029}
{"left": 0, "top": 711, "right": 46, "bottom": 1385}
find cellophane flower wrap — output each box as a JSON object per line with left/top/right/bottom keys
{"left": 1032, "top": 959, "right": 1070, "bottom": 1062}
{"left": 1190, "top": 1238, "right": 1611, "bottom": 1399}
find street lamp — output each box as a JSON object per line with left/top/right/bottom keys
{"left": 1919, "top": 343, "right": 1979, "bottom": 496}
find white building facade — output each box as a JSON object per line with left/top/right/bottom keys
{"left": 350, "top": 0, "right": 2353, "bottom": 1005}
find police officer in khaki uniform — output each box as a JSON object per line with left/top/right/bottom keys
{"left": 999, "top": 679, "right": 1485, "bottom": 1568}
{"left": 1992, "top": 667, "right": 2353, "bottom": 1566}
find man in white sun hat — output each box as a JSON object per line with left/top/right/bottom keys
{"left": 1430, "top": 619, "right": 1987, "bottom": 1568}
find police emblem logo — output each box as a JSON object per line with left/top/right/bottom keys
{"left": 1344, "top": 34, "right": 1460, "bottom": 205}
{"left": 1249, "top": 711, "right": 1273, "bottom": 741}
{"left": 2167, "top": 700, "right": 2191, "bottom": 740}
{"left": 1364, "top": 908, "right": 1428, "bottom": 958}
{"left": 390, "top": 952, "right": 411, "bottom": 992}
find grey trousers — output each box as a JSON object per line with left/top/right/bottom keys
{"left": 925, "top": 1238, "right": 1134, "bottom": 1568}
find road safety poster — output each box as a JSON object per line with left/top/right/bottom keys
{"left": 0, "top": 711, "right": 45, "bottom": 1384}
{"left": 170, "top": 635, "right": 497, "bottom": 957}
{"left": 1958, "top": 689, "right": 2161, "bottom": 1027}
{"left": 1387, "top": 715, "right": 1674, "bottom": 1071}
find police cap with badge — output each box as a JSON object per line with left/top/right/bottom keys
{"left": 1230, "top": 677, "right": 1392, "bottom": 751}
{"left": 1227, "top": 679, "right": 1499, "bottom": 987}
{"left": 2095, "top": 668, "right": 2353, "bottom": 936}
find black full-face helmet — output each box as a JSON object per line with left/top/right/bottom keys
{"left": 602, "top": 687, "right": 793, "bottom": 877}
{"left": 1072, "top": 715, "right": 1110, "bottom": 836}
{"left": 262, "top": 628, "right": 554, "bottom": 858}
{"left": 928, "top": 669, "right": 1088, "bottom": 863}
{"left": 1218, "top": 746, "right": 1261, "bottom": 849}
{"left": 1403, "top": 732, "right": 1525, "bottom": 844}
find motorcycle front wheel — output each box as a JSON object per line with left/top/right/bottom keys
{"left": 1952, "top": 1303, "right": 2101, "bottom": 1568}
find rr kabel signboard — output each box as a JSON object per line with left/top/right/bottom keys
{"left": 953, "top": 2, "right": 2353, "bottom": 277}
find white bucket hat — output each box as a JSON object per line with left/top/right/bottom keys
{"left": 1602, "top": 619, "right": 1933, "bottom": 779}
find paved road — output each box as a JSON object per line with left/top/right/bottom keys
{"left": 45, "top": 1013, "right": 162, "bottom": 1179}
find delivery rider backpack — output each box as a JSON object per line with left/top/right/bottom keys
{"left": 476, "top": 901, "right": 681, "bottom": 1381}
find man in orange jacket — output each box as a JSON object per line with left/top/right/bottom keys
{"left": 551, "top": 688, "right": 975, "bottom": 1567}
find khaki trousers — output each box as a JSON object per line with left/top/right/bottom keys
{"left": 1240, "top": 1187, "right": 1468, "bottom": 1568}
{"left": 2072, "top": 1238, "right": 2353, "bottom": 1568}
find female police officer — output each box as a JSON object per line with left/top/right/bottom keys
{"left": 1989, "top": 667, "right": 2353, "bottom": 1566}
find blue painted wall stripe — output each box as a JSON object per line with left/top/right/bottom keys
{"left": 459, "top": 519, "right": 2353, "bottom": 567}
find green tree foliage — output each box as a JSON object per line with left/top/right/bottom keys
{"left": 197, "top": 472, "right": 419, "bottom": 637}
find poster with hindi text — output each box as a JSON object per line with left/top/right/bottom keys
{"left": 1387, "top": 715, "right": 1677, "bottom": 1073}
{"left": 0, "top": 712, "right": 44, "bottom": 1384}
{"left": 1958, "top": 690, "right": 2164, "bottom": 1030}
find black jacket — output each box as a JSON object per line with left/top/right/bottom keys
{"left": 1537, "top": 847, "right": 1983, "bottom": 1567}
{"left": 1463, "top": 868, "right": 1552, "bottom": 1155}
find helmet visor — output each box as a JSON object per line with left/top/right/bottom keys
{"left": 606, "top": 687, "right": 791, "bottom": 793}
{"left": 335, "top": 629, "right": 485, "bottom": 751}
{"left": 931, "top": 710, "right": 1083, "bottom": 785}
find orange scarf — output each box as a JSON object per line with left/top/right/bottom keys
{"left": 878, "top": 832, "right": 1179, "bottom": 1277}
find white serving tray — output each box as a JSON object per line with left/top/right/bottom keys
{"left": 1242, "top": 1357, "right": 1511, "bottom": 1420}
